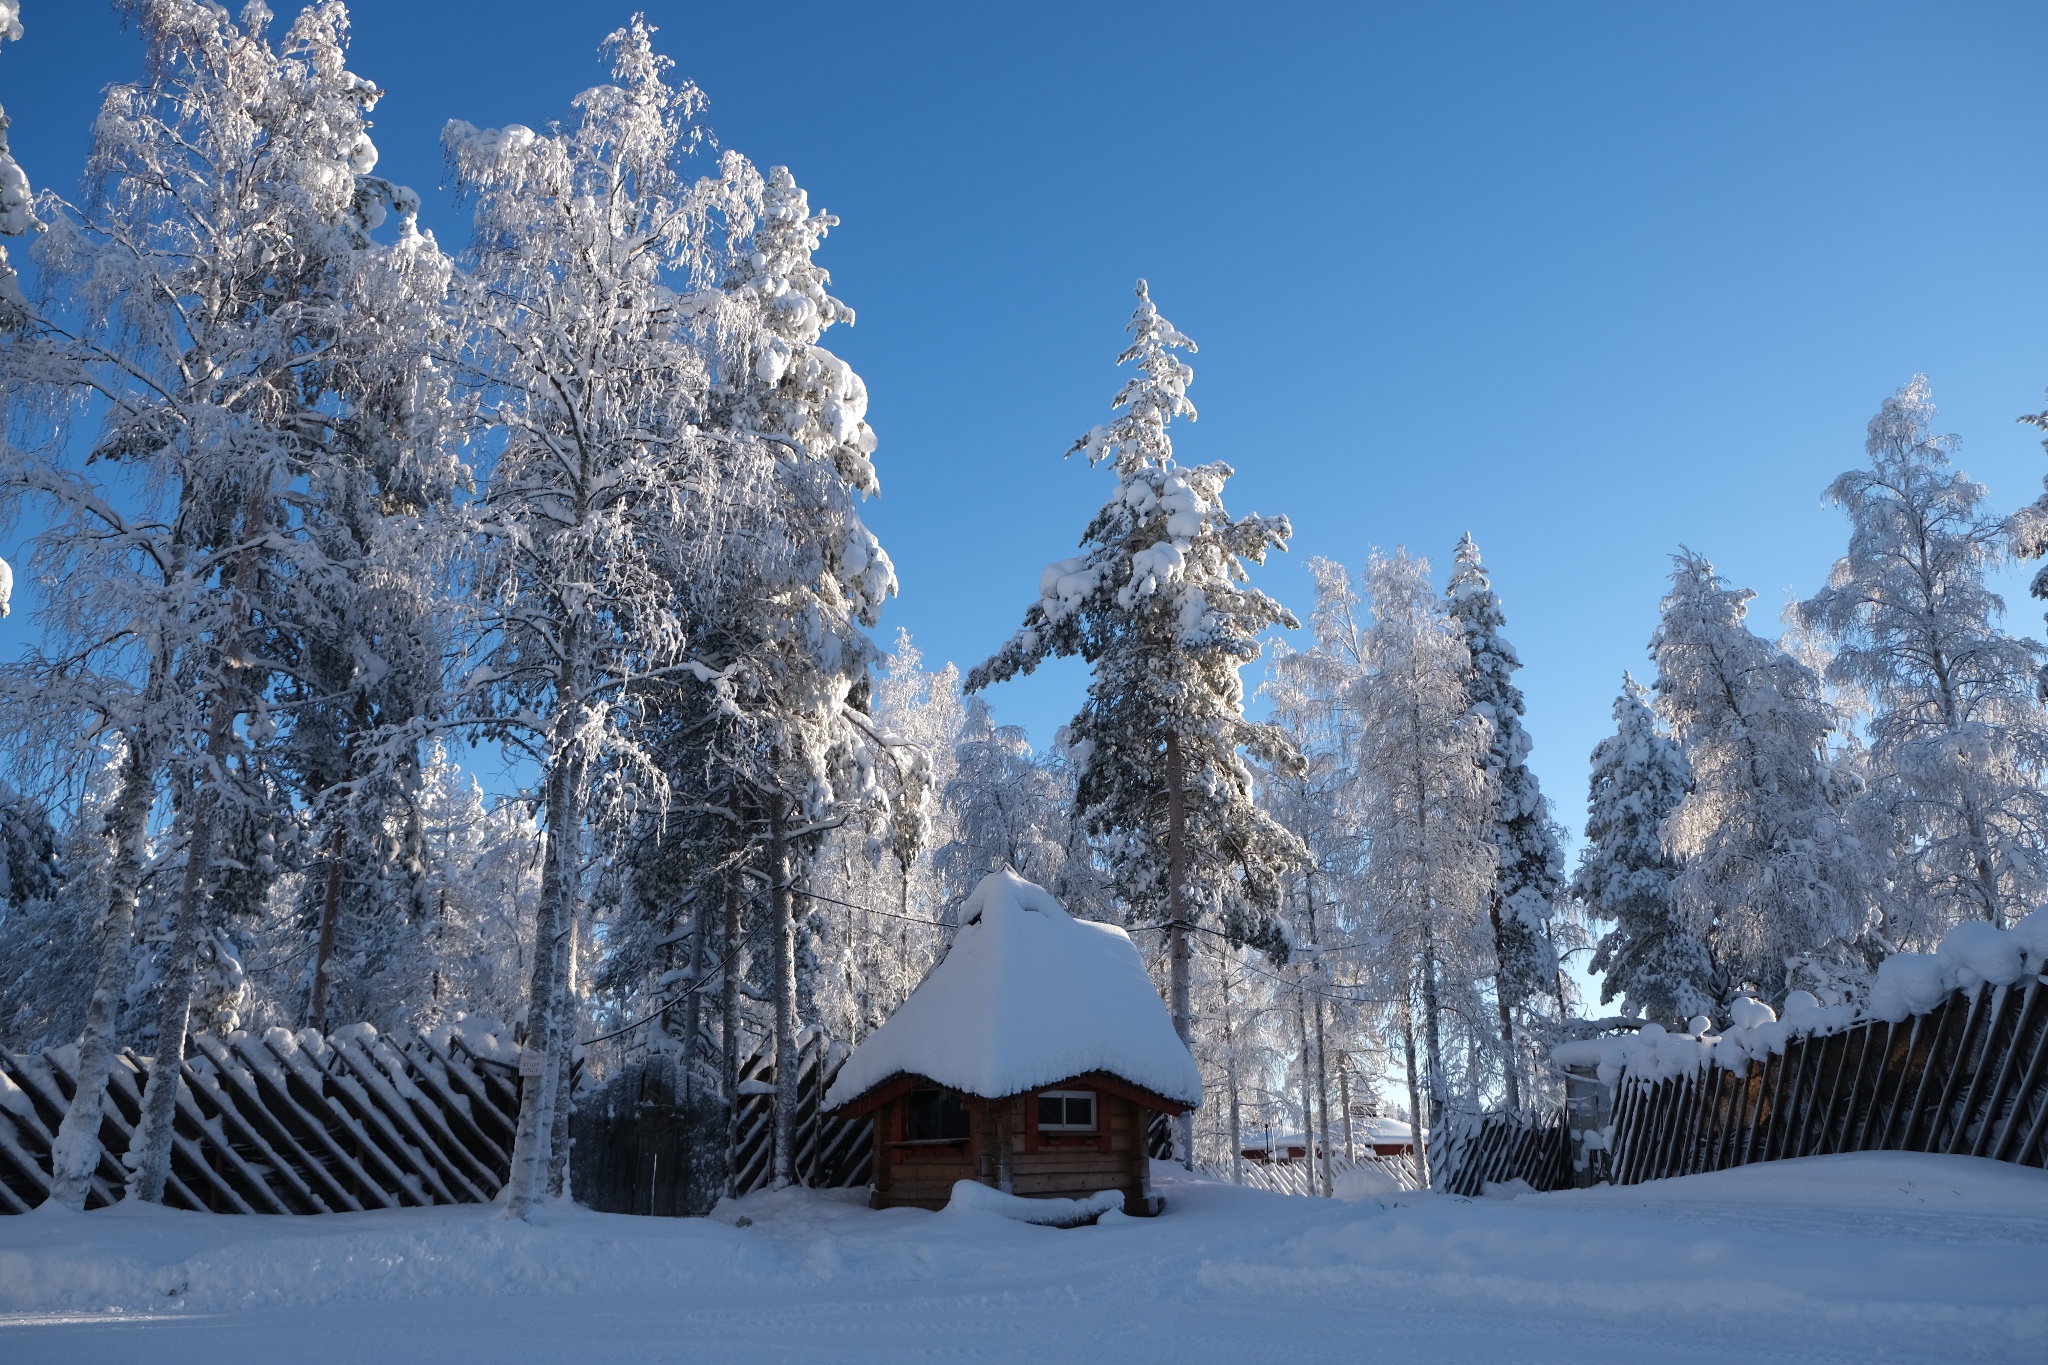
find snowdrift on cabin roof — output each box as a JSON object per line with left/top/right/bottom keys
{"left": 824, "top": 869, "right": 1203, "bottom": 1110}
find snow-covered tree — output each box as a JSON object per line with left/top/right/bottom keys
{"left": 1656, "top": 550, "right": 1875, "bottom": 1008}
{"left": 1800, "top": 377, "right": 2048, "bottom": 941}
{"left": 0, "top": 0, "right": 455, "bottom": 1207}
{"left": 1572, "top": 674, "right": 1708, "bottom": 1025}
{"left": 1445, "top": 534, "right": 1564, "bottom": 1109}
{"left": 443, "top": 18, "right": 737, "bottom": 1215}
{"left": 0, "top": 0, "right": 32, "bottom": 314}
{"left": 1345, "top": 549, "right": 1496, "bottom": 1164}
{"left": 968, "top": 281, "right": 1303, "bottom": 1164}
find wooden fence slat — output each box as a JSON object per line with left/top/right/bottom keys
{"left": 1991, "top": 982, "right": 2048, "bottom": 1164}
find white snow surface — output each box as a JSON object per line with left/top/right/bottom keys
{"left": 940, "top": 1180, "right": 1124, "bottom": 1226}
{"left": 1, "top": 1153, "right": 2042, "bottom": 1363}
{"left": 823, "top": 869, "right": 1202, "bottom": 1108}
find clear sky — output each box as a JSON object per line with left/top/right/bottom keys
{"left": 6, "top": 1, "right": 2048, "bottom": 897}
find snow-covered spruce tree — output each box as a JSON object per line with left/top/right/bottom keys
{"left": 1444, "top": 534, "right": 1564, "bottom": 1110}
{"left": 968, "top": 281, "right": 1303, "bottom": 1165}
{"left": 1, "top": 0, "right": 452, "bottom": 1207}
{"left": 1572, "top": 674, "right": 1709, "bottom": 1025}
{"left": 1799, "top": 378, "right": 2048, "bottom": 942}
{"left": 444, "top": 19, "right": 733, "bottom": 1216}
{"left": 1345, "top": 549, "right": 1496, "bottom": 1169}
{"left": 1655, "top": 550, "right": 1875, "bottom": 1008}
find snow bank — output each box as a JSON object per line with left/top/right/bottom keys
{"left": 4, "top": 1156, "right": 2045, "bottom": 1362}
{"left": 1557, "top": 912, "right": 2048, "bottom": 1080}
{"left": 824, "top": 869, "right": 1202, "bottom": 1108}
{"left": 942, "top": 1180, "right": 1123, "bottom": 1227}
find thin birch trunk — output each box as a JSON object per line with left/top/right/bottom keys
{"left": 504, "top": 655, "right": 584, "bottom": 1219}
{"left": 129, "top": 697, "right": 230, "bottom": 1203}
{"left": 1402, "top": 1000, "right": 1425, "bottom": 1186}
{"left": 44, "top": 738, "right": 152, "bottom": 1210}
{"left": 1487, "top": 891, "right": 1522, "bottom": 1112}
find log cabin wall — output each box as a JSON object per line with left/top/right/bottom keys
{"left": 866, "top": 1083, "right": 1156, "bottom": 1213}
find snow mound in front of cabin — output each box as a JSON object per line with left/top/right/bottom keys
{"left": 942, "top": 1181, "right": 1124, "bottom": 1227}
{"left": 824, "top": 869, "right": 1202, "bottom": 1108}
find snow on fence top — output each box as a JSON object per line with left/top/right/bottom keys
{"left": 824, "top": 869, "right": 1203, "bottom": 1110}
{"left": 1554, "top": 910, "right": 2048, "bottom": 1085}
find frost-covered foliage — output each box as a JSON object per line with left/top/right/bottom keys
{"left": 443, "top": 16, "right": 743, "bottom": 1215}
{"left": 1346, "top": 550, "right": 1498, "bottom": 1142}
{"left": 1799, "top": 378, "right": 2048, "bottom": 942}
{"left": 0, "top": 0, "right": 459, "bottom": 1206}
{"left": 1573, "top": 674, "right": 1709, "bottom": 1026}
{"left": 1655, "top": 551, "right": 1876, "bottom": 1009}
{"left": 1446, "top": 534, "right": 1566, "bottom": 1106}
{"left": 968, "top": 282, "right": 1302, "bottom": 1161}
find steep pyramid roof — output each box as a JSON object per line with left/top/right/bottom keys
{"left": 824, "top": 869, "right": 1203, "bottom": 1110}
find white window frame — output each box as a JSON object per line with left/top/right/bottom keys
{"left": 1037, "top": 1089, "right": 1098, "bottom": 1132}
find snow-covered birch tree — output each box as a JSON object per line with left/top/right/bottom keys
{"left": 1656, "top": 550, "right": 1875, "bottom": 1008}
{"left": 1345, "top": 549, "right": 1495, "bottom": 1164}
{"left": 968, "top": 281, "right": 1303, "bottom": 1165}
{"left": 1801, "top": 377, "right": 2048, "bottom": 942}
{"left": 443, "top": 18, "right": 735, "bottom": 1216}
{"left": 0, "top": 0, "right": 454, "bottom": 1207}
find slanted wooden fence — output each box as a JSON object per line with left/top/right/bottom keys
{"left": 1434, "top": 976, "right": 2048, "bottom": 1194}
{"left": 0, "top": 1023, "right": 521, "bottom": 1214}
{"left": 0, "top": 1023, "right": 872, "bottom": 1217}
{"left": 1429, "top": 1109, "right": 1572, "bottom": 1196}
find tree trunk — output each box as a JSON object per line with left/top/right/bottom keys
{"left": 769, "top": 803, "right": 799, "bottom": 1190}
{"left": 504, "top": 684, "right": 583, "bottom": 1219}
{"left": 1337, "top": 1063, "right": 1354, "bottom": 1165}
{"left": 546, "top": 889, "right": 579, "bottom": 1200}
{"left": 1401, "top": 1001, "right": 1425, "bottom": 1186}
{"left": 45, "top": 738, "right": 151, "bottom": 1210}
{"left": 306, "top": 821, "right": 347, "bottom": 1032}
{"left": 1421, "top": 938, "right": 1447, "bottom": 1183}
{"left": 129, "top": 700, "right": 230, "bottom": 1203}
{"left": 1295, "top": 975, "right": 1319, "bottom": 1196}
{"left": 1303, "top": 875, "right": 1333, "bottom": 1196}
{"left": 133, "top": 483, "right": 265, "bottom": 1204}
{"left": 1164, "top": 728, "right": 1193, "bottom": 1169}
{"left": 1486, "top": 892, "right": 1522, "bottom": 1113}
{"left": 1221, "top": 949, "right": 1243, "bottom": 1185}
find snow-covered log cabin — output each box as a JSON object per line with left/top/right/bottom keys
{"left": 825, "top": 870, "right": 1200, "bottom": 1216}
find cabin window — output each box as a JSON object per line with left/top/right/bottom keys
{"left": 1036, "top": 1090, "right": 1097, "bottom": 1131}
{"left": 905, "top": 1087, "right": 970, "bottom": 1142}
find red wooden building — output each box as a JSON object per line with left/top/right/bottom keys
{"left": 826, "top": 870, "right": 1201, "bottom": 1217}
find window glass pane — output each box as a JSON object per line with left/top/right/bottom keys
{"left": 1038, "top": 1096, "right": 1062, "bottom": 1127}
{"left": 1072, "top": 1096, "right": 1094, "bottom": 1128}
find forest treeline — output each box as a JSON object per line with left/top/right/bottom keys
{"left": 5, "top": 2, "right": 2048, "bottom": 1207}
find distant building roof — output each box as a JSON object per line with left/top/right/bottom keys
{"left": 824, "top": 869, "right": 1203, "bottom": 1110}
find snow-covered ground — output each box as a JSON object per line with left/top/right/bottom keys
{"left": 1, "top": 1152, "right": 2042, "bottom": 1363}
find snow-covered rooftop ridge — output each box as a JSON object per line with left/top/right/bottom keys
{"left": 1554, "top": 911, "right": 2048, "bottom": 1085}
{"left": 824, "top": 869, "right": 1203, "bottom": 1109}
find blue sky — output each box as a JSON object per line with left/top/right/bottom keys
{"left": 7, "top": 1, "right": 2048, "bottom": 899}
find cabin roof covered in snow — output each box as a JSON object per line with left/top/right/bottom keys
{"left": 824, "top": 869, "right": 1203, "bottom": 1110}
